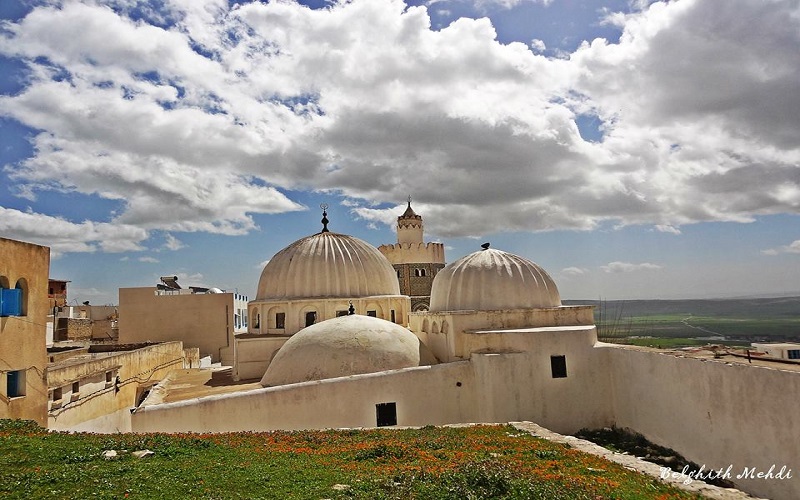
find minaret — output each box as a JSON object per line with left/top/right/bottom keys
{"left": 397, "top": 196, "right": 423, "bottom": 245}
{"left": 378, "top": 197, "right": 445, "bottom": 311}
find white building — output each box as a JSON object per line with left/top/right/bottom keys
{"left": 131, "top": 219, "right": 800, "bottom": 500}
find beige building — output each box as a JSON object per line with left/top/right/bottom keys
{"left": 379, "top": 199, "right": 445, "bottom": 311}
{"left": 47, "top": 341, "right": 189, "bottom": 432}
{"left": 0, "top": 237, "right": 50, "bottom": 426}
{"left": 118, "top": 283, "right": 247, "bottom": 365}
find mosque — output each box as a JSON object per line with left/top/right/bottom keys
{"left": 129, "top": 204, "right": 797, "bottom": 500}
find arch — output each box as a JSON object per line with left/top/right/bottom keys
{"left": 267, "top": 305, "right": 286, "bottom": 330}
{"left": 431, "top": 321, "right": 439, "bottom": 334}
{"left": 15, "top": 278, "right": 28, "bottom": 316}
{"left": 250, "top": 307, "right": 260, "bottom": 330}
{"left": 0, "top": 276, "right": 9, "bottom": 289}
{"left": 441, "top": 320, "right": 449, "bottom": 335}
{"left": 421, "top": 318, "right": 429, "bottom": 333}
{"left": 299, "top": 304, "right": 318, "bottom": 329}
{"left": 364, "top": 302, "right": 384, "bottom": 319}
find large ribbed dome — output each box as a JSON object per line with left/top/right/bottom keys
{"left": 261, "top": 314, "right": 437, "bottom": 386}
{"left": 256, "top": 232, "right": 400, "bottom": 300}
{"left": 429, "top": 247, "right": 561, "bottom": 312}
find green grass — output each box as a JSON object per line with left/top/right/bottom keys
{"left": 0, "top": 420, "right": 702, "bottom": 499}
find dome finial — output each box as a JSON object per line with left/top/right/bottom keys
{"left": 481, "top": 242, "right": 490, "bottom": 250}
{"left": 320, "top": 203, "right": 330, "bottom": 233}
{"left": 407, "top": 194, "right": 412, "bottom": 208}
{"left": 348, "top": 301, "right": 355, "bottom": 315}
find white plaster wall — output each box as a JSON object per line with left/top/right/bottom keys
{"left": 605, "top": 345, "right": 800, "bottom": 500}
{"left": 133, "top": 362, "right": 478, "bottom": 432}
{"left": 234, "top": 336, "right": 289, "bottom": 381}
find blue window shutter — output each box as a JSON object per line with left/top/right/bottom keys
{"left": 0, "top": 288, "right": 22, "bottom": 316}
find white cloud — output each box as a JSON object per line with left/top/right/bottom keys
{"left": 255, "top": 259, "right": 270, "bottom": 270}
{"left": 163, "top": 234, "right": 186, "bottom": 251}
{"left": 0, "top": 207, "right": 147, "bottom": 256}
{"left": 561, "top": 266, "right": 588, "bottom": 276}
{"left": 655, "top": 225, "right": 681, "bottom": 235}
{"left": 0, "top": 0, "right": 798, "bottom": 251}
{"left": 601, "top": 261, "right": 662, "bottom": 273}
{"left": 530, "top": 38, "right": 546, "bottom": 53}
{"left": 762, "top": 240, "right": 800, "bottom": 256}
{"left": 138, "top": 256, "right": 160, "bottom": 263}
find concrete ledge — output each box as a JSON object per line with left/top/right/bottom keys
{"left": 511, "top": 421, "right": 763, "bottom": 500}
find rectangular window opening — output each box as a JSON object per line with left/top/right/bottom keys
{"left": 336, "top": 310, "right": 348, "bottom": 317}
{"left": 6, "top": 370, "right": 26, "bottom": 398}
{"left": 789, "top": 350, "right": 800, "bottom": 360}
{"left": 390, "top": 310, "right": 396, "bottom": 323}
{"left": 276, "top": 312, "right": 286, "bottom": 329}
{"left": 550, "top": 355, "right": 567, "bottom": 378}
{"left": 305, "top": 311, "right": 316, "bottom": 327}
{"left": 367, "top": 310, "right": 377, "bottom": 317}
{"left": 376, "top": 402, "right": 397, "bottom": 427}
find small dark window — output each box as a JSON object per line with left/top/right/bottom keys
{"left": 72, "top": 381, "right": 80, "bottom": 394}
{"left": 276, "top": 312, "right": 285, "bottom": 329}
{"left": 304, "top": 311, "right": 316, "bottom": 327}
{"left": 551, "top": 355, "right": 567, "bottom": 378}
{"left": 376, "top": 402, "right": 397, "bottom": 427}
{"left": 336, "top": 310, "right": 348, "bottom": 317}
{"left": 52, "top": 387, "right": 62, "bottom": 401}
{"left": 789, "top": 350, "right": 800, "bottom": 360}
{"left": 6, "top": 370, "right": 25, "bottom": 398}
{"left": 367, "top": 310, "right": 377, "bottom": 317}
{"left": 390, "top": 309, "right": 396, "bottom": 323}
{"left": 396, "top": 270, "right": 401, "bottom": 278}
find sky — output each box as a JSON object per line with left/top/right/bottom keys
{"left": 1, "top": 0, "right": 799, "bottom": 305}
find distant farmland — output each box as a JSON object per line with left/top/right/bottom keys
{"left": 564, "top": 297, "right": 800, "bottom": 344}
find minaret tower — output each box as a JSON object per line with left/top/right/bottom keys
{"left": 378, "top": 197, "right": 446, "bottom": 311}
{"left": 397, "top": 196, "right": 423, "bottom": 245}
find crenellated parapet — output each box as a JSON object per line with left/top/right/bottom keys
{"left": 378, "top": 241, "right": 445, "bottom": 265}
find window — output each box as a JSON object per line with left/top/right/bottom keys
{"left": 367, "top": 310, "right": 377, "bottom": 317}
{"left": 6, "top": 370, "right": 25, "bottom": 398}
{"left": 789, "top": 350, "right": 800, "bottom": 360}
{"left": 550, "top": 355, "right": 567, "bottom": 378}
{"left": 0, "top": 287, "right": 22, "bottom": 317}
{"left": 71, "top": 381, "right": 80, "bottom": 400}
{"left": 396, "top": 270, "right": 401, "bottom": 278}
{"left": 414, "top": 268, "right": 426, "bottom": 277}
{"left": 376, "top": 402, "right": 397, "bottom": 427}
{"left": 276, "top": 312, "right": 286, "bottom": 329}
{"left": 336, "top": 310, "right": 348, "bottom": 317}
{"left": 304, "top": 311, "right": 316, "bottom": 327}
{"left": 51, "top": 387, "right": 62, "bottom": 401}
{"left": 390, "top": 310, "right": 396, "bottom": 323}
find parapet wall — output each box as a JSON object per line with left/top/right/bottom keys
{"left": 604, "top": 345, "right": 800, "bottom": 500}
{"left": 378, "top": 242, "right": 445, "bottom": 265}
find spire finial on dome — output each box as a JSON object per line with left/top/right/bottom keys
{"left": 407, "top": 194, "right": 412, "bottom": 208}
{"left": 481, "top": 242, "right": 490, "bottom": 250}
{"left": 320, "top": 203, "right": 330, "bottom": 233}
{"left": 348, "top": 301, "right": 355, "bottom": 315}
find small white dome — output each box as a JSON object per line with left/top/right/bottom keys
{"left": 256, "top": 232, "right": 400, "bottom": 300}
{"left": 429, "top": 247, "right": 561, "bottom": 312}
{"left": 261, "top": 314, "right": 437, "bottom": 386}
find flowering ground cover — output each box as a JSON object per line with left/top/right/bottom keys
{"left": 0, "top": 419, "right": 702, "bottom": 499}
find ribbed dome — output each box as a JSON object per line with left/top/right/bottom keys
{"left": 261, "top": 314, "right": 437, "bottom": 386}
{"left": 256, "top": 232, "right": 400, "bottom": 300}
{"left": 429, "top": 247, "right": 561, "bottom": 312}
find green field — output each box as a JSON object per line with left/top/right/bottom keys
{"left": 0, "top": 420, "right": 701, "bottom": 499}
{"left": 563, "top": 298, "right": 800, "bottom": 344}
